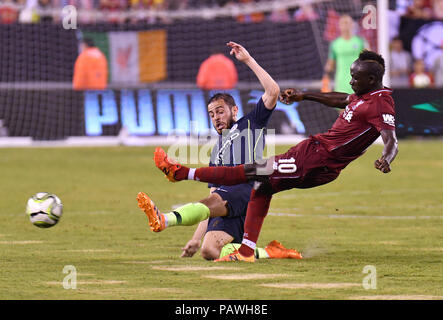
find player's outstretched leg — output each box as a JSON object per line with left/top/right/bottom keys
{"left": 154, "top": 147, "right": 248, "bottom": 185}
{"left": 154, "top": 147, "right": 188, "bottom": 182}
{"left": 137, "top": 192, "right": 166, "bottom": 232}
{"left": 137, "top": 192, "right": 210, "bottom": 232}
{"left": 215, "top": 249, "right": 255, "bottom": 262}
{"left": 265, "top": 240, "right": 303, "bottom": 259}
{"left": 215, "top": 188, "right": 272, "bottom": 262}
{"left": 219, "top": 241, "right": 302, "bottom": 260}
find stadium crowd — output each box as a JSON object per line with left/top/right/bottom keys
{"left": 1, "top": 0, "right": 442, "bottom": 24}
{"left": 1, "top": 0, "right": 442, "bottom": 88}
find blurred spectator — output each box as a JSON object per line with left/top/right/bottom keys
{"left": 236, "top": 0, "right": 265, "bottom": 23}
{"left": 431, "top": 42, "right": 443, "bottom": 87}
{"left": 268, "top": 8, "right": 291, "bottom": 23}
{"left": 293, "top": 4, "right": 319, "bottom": 22}
{"left": 389, "top": 37, "right": 412, "bottom": 88}
{"left": 68, "top": 0, "right": 97, "bottom": 24}
{"left": 409, "top": 59, "right": 434, "bottom": 88}
{"left": 196, "top": 48, "right": 238, "bottom": 90}
{"left": 323, "top": 8, "right": 340, "bottom": 42}
{"left": 168, "top": 0, "right": 188, "bottom": 10}
{"left": 151, "top": 0, "right": 172, "bottom": 24}
{"left": 395, "top": 0, "right": 414, "bottom": 15}
{"left": 99, "top": 0, "right": 124, "bottom": 23}
{"left": 17, "top": 0, "right": 40, "bottom": 23}
{"left": 129, "top": 0, "right": 171, "bottom": 24}
{"left": 128, "top": 0, "right": 149, "bottom": 24}
{"left": 404, "top": 0, "right": 432, "bottom": 19}
{"left": 36, "top": 0, "right": 53, "bottom": 23}
{"left": 323, "top": 14, "right": 368, "bottom": 93}
{"left": 73, "top": 38, "right": 108, "bottom": 90}
{"left": 432, "top": 0, "right": 443, "bottom": 18}
{"left": 0, "top": 0, "right": 19, "bottom": 24}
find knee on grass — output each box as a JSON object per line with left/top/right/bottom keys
{"left": 200, "top": 245, "right": 220, "bottom": 261}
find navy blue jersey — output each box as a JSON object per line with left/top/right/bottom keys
{"left": 208, "top": 97, "right": 273, "bottom": 188}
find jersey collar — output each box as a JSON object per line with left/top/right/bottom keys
{"left": 358, "top": 87, "right": 393, "bottom": 100}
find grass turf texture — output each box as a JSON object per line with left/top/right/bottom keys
{"left": 0, "top": 139, "right": 442, "bottom": 300}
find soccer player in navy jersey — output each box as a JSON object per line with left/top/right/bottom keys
{"left": 153, "top": 50, "right": 399, "bottom": 262}
{"left": 138, "top": 42, "right": 302, "bottom": 261}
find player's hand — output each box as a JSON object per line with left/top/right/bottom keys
{"left": 279, "top": 88, "right": 304, "bottom": 104}
{"left": 374, "top": 156, "right": 391, "bottom": 173}
{"left": 181, "top": 239, "right": 201, "bottom": 258}
{"left": 227, "top": 41, "right": 251, "bottom": 63}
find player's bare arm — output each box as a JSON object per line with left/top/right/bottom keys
{"left": 181, "top": 187, "right": 225, "bottom": 257}
{"left": 279, "top": 88, "right": 349, "bottom": 109}
{"left": 227, "top": 41, "right": 279, "bottom": 110}
{"left": 181, "top": 219, "right": 208, "bottom": 257}
{"left": 375, "top": 129, "right": 398, "bottom": 174}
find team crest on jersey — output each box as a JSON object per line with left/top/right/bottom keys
{"left": 382, "top": 114, "right": 395, "bottom": 127}
{"left": 229, "top": 124, "right": 238, "bottom": 132}
{"left": 343, "top": 100, "right": 364, "bottom": 123}
{"left": 343, "top": 107, "right": 354, "bottom": 123}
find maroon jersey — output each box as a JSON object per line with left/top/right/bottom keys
{"left": 313, "top": 88, "right": 395, "bottom": 161}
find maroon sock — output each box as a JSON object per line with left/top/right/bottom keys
{"left": 238, "top": 189, "right": 272, "bottom": 257}
{"left": 173, "top": 165, "right": 190, "bottom": 181}
{"left": 194, "top": 165, "right": 247, "bottom": 185}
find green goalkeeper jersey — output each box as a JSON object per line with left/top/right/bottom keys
{"left": 329, "top": 36, "right": 366, "bottom": 94}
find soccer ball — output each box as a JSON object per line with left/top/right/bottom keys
{"left": 26, "top": 192, "right": 63, "bottom": 228}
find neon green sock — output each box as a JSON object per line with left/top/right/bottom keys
{"left": 164, "top": 202, "right": 210, "bottom": 227}
{"left": 255, "top": 247, "right": 269, "bottom": 259}
{"left": 219, "top": 243, "right": 241, "bottom": 258}
{"left": 219, "top": 243, "right": 270, "bottom": 259}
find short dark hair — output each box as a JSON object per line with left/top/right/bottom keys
{"left": 208, "top": 93, "right": 236, "bottom": 108}
{"left": 358, "top": 49, "right": 385, "bottom": 80}
{"left": 83, "top": 37, "right": 95, "bottom": 47}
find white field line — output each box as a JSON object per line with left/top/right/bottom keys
{"left": 261, "top": 282, "right": 360, "bottom": 289}
{"left": 152, "top": 266, "right": 241, "bottom": 272}
{"left": 204, "top": 274, "right": 287, "bottom": 280}
{"left": 268, "top": 212, "right": 443, "bottom": 220}
{"left": 122, "top": 260, "right": 171, "bottom": 265}
{"left": 61, "top": 249, "right": 113, "bottom": 253}
{"left": 46, "top": 280, "right": 126, "bottom": 285}
{"left": 0, "top": 240, "right": 44, "bottom": 244}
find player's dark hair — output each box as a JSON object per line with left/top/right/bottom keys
{"left": 358, "top": 50, "right": 385, "bottom": 80}
{"left": 208, "top": 93, "right": 236, "bottom": 108}
{"left": 83, "top": 37, "right": 95, "bottom": 47}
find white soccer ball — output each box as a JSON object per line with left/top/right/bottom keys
{"left": 26, "top": 192, "right": 63, "bottom": 228}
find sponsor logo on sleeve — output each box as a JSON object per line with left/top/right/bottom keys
{"left": 382, "top": 114, "right": 395, "bottom": 127}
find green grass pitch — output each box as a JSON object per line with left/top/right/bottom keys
{"left": 0, "top": 139, "right": 442, "bottom": 300}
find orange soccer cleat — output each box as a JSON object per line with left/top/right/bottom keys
{"left": 154, "top": 147, "right": 182, "bottom": 182}
{"left": 214, "top": 250, "right": 255, "bottom": 263}
{"left": 265, "top": 240, "right": 303, "bottom": 259}
{"left": 137, "top": 192, "right": 166, "bottom": 232}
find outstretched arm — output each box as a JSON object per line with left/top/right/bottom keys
{"left": 181, "top": 219, "right": 208, "bottom": 257}
{"left": 374, "top": 129, "right": 398, "bottom": 174}
{"left": 280, "top": 88, "right": 350, "bottom": 109}
{"left": 227, "top": 41, "right": 280, "bottom": 110}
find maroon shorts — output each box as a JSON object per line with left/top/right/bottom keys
{"left": 269, "top": 138, "right": 346, "bottom": 194}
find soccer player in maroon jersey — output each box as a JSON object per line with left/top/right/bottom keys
{"left": 153, "top": 50, "right": 399, "bottom": 262}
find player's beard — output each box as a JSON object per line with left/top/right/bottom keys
{"left": 215, "top": 112, "right": 235, "bottom": 134}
